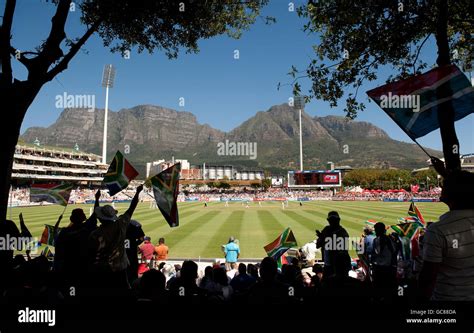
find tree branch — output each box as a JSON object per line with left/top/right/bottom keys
{"left": 413, "top": 33, "right": 431, "bottom": 74}
{"left": 29, "top": 0, "right": 71, "bottom": 78}
{"left": 9, "top": 47, "right": 34, "bottom": 71}
{"left": 1, "top": 0, "right": 15, "bottom": 32}
{"left": 0, "top": 0, "right": 16, "bottom": 83}
{"left": 44, "top": 20, "right": 101, "bottom": 83}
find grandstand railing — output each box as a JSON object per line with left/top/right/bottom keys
{"left": 13, "top": 163, "right": 106, "bottom": 174}
{"left": 11, "top": 173, "right": 103, "bottom": 181}
{"left": 14, "top": 153, "right": 106, "bottom": 167}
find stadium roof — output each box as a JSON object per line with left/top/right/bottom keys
{"left": 16, "top": 141, "right": 101, "bottom": 159}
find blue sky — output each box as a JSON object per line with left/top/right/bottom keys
{"left": 9, "top": 0, "right": 474, "bottom": 154}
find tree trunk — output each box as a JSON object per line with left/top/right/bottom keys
{"left": 0, "top": 116, "right": 22, "bottom": 220}
{"left": 435, "top": 0, "right": 462, "bottom": 172}
{"left": 0, "top": 82, "right": 41, "bottom": 220}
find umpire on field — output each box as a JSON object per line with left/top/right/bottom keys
{"left": 224, "top": 236, "right": 240, "bottom": 271}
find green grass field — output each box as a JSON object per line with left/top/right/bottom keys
{"left": 8, "top": 201, "right": 448, "bottom": 259}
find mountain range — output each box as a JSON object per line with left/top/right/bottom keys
{"left": 20, "top": 103, "right": 438, "bottom": 175}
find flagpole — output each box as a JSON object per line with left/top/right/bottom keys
{"left": 121, "top": 193, "right": 133, "bottom": 199}
{"left": 412, "top": 138, "right": 432, "bottom": 158}
{"left": 371, "top": 100, "right": 434, "bottom": 159}
{"left": 8, "top": 185, "right": 13, "bottom": 220}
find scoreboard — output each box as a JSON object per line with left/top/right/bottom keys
{"left": 287, "top": 170, "right": 342, "bottom": 188}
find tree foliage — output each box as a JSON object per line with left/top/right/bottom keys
{"left": 343, "top": 168, "right": 440, "bottom": 189}
{"left": 0, "top": 0, "right": 269, "bottom": 219}
{"left": 261, "top": 178, "right": 271, "bottom": 190}
{"left": 291, "top": 0, "right": 473, "bottom": 118}
{"left": 81, "top": 0, "right": 269, "bottom": 58}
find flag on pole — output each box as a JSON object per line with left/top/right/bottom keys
{"left": 408, "top": 201, "right": 426, "bottom": 227}
{"left": 30, "top": 183, "right": 73, "bottom": 206}
{"left": 40, "top": 225, "right": 63, "bottom": 246}
{"left": 103, "top": 151, "right": 139, "bottom": 196}
{"left": 41, "top": 246, "right": 54, "bottom": 259}
{"left": 391, "top": 221, "right": 422, "bottom": 260}
{"left": 150, "top": 163, "right": 181, "bottom": 227}
{"left": 367, "top": 65, "right": 474, "bottom": 139}
{"left": 276, "top": 252, "right": 290, "bottom": 269}
{"left": 264, "top": 227, "right": 298, "bottom": 261}
{"left": 391, "top": 221, "right": 420, "bottom": 237}
{"left": 19, "top": 213, "right": 38, "bottom": 251}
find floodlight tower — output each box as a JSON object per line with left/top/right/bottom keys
{"left": 294, "top": 96, "right": 305, "bottom": 171}
{"left": 101, "top": 64, "right": 116, "bottom": 164}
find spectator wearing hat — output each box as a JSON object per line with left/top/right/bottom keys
{"left": 161, "top": 263, "right": 177, "bottom": 289}
{"left": 87, "top": 185, "right": 143, "bottom": 290}
{"left": 224, "top": 236, "right": 240, "bottom": 271}
{"left": 420, "top": 170, "right": 474, "bottom": 301}
{"left": 316, "top": 211, "right": 351, "bottom": 280}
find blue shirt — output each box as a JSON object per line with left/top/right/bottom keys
{"left": 224, "top": 242, "right": 240, "bottom": 262}
{"left": 364, "top": 234, "right": 375, "bottom": 256}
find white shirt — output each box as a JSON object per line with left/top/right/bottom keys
{"left": 227, "top": 269, "right": 238, "bottom": 280}
{"left": 348, "top": 270, "right": 358, "bottom": 279}
{"left": 422, "top": 209, "right": 474, "bottom": 301}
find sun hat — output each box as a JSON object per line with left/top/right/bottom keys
{"left": 94, "top": 205, "right": 118, "bottom": 222}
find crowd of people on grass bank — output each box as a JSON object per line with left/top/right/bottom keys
{"left": 1, "top": 166, "right": 473, "bottom": 305}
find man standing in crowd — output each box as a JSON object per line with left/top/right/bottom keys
{"left": 224, "top": 236, "right": 240, "bottom": 270}
{"left": 362, "top": 226, "right": 376, "bottom": 261}
{"left": 316, "top": 211, "right": 351, "bottom": 280}
{"left": 54, "top": 189, "right": 100, "bottom": 291}
{"left": 154, "top": 237, "right": 169, "bottom": 261}
{"left": 420, "top": 170, "right": 474, "bottom": 301}
{"left": 138, "top": 236, "right": 155, "bottom": 262}
{"left": 87, "top": 184, "right": 143, "bottom": 290}
{"left": 371, "top": 222, "right": 397, "bottom": 299}
{"left": 125, "top": 220, "right": 145, "bottom": 284}
{"left": 230, "top": 263, "right": 256, "bottom": 294}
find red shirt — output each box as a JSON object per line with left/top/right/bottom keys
{"left": 139, "top": 242, "right": 155, "bottom": 260}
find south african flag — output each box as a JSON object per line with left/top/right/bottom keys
{"left": 390, "top": 221, "right": 422, "bottom": 260}
{"left": 30, "top": 183, "right": 73, "bottom": 206}
{"left": 150, "top": 163, "right": 181, "bottom": 227}
{"left": 408, "top": 201, "right": 426, "bottom": 226}
{"left": 40, "top": 225, "right": 63, "bottom": 246}
{"left": 367, "top": 64, "right": 474, "bottom": 139}
{"left": 103, "top": 151, "right": 139, "bottom": 196}
{"left": 264, "top": 227, "right": 298, "bottom": 261}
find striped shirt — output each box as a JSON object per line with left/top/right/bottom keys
{"left": 422, "top": 209, "right": 474, "bottom": 301}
